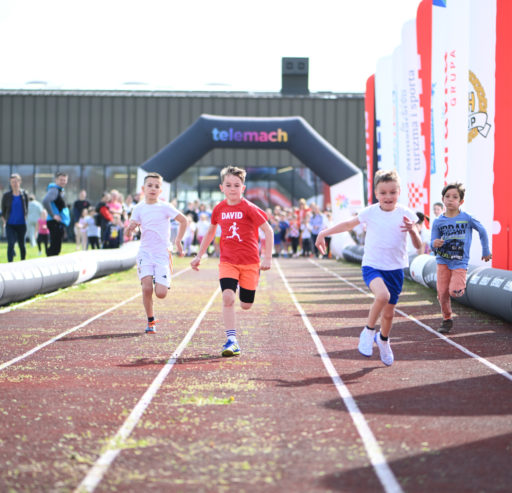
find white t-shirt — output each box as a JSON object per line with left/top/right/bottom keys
{"left": 358, "top": 203, "right": 417, "bottom": 270}
{"left": 131, "top": 200, "right": 180, "bottom": 256}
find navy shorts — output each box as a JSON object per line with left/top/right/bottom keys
{"left": 362, "top": 266, "right": 404, "bottom": 305}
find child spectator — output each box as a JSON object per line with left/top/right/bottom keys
{"left": 103, "top": 213, "right": 124, "bottom": 249}
{"left": 316, "top": 169, "right": 421, "bottom": 366}
{"left": 190, "top": 166, "right": 273, "bottom": 357}
{"left": 37, "top": 209, "right": 50, "bottom": 256}
{"left": 430, "top": 182, "right": 492, "bottom": 334}
{"left": 125, "top": 173, "right": 187, "bottom": 334}
{"left": 182, "top": 213, "right": 197, "bottom": 256}
{"left": 85, "top": 207, "right": 101, "bottom": 249}
{"left": 301, "top": 212, "right": 313, "bottom": 257}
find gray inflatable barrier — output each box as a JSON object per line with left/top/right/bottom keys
{"left": 0, "top": 241, "right": 139, "bottom": 306}
{"left": 343, "top": 249, "right": 512, "bottom": 324}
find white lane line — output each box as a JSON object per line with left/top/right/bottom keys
{"left": 276, "top": 260, "right": 403, "bottom": 493}
{"left": 310, "top": 259, "right": 512, "bottom": 383}
{"left": 0, "top": 268, "right": 191, "bottom": 372}
{"left": 74, "top": 286, "right": 221, "bottom": 493}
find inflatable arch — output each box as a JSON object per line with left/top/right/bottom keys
{"left": 141, "top": 114, "right": 361, "bottom": 186}
{"left": 141, "top": 114, "right": 365, "bottom": 255}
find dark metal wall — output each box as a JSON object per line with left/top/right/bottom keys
{"left": 0, "top": 90, "right": 365, "bottom": 171}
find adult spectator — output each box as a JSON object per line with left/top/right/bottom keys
{"left": 42, "top": 171, "right": 69, "bottom": 256}
{"left": 96, "top": 192, "right": 114, "bottom": 245}
{"left": 1, "top": 173, "right": 29, "bottom": 262}
{"left": 309, "top": 203, "right": 325, "bottom": 257}
{"left": 72, "top": 190, "right": 90, "bottom": 249}
{"left": 26, "top": 194, "right": 44, "bottom": 247}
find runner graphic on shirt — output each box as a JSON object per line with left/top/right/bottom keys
{"left": 226, "top": 222, "right": 242, "bottom": 242}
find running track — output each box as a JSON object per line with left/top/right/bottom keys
{"left": 0, "top": 257, "right": 511, "bottom": 492}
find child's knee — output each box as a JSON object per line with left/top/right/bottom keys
{"left": 222, "top": 290, "right": 236, "bottom": 307}
{"left": 450, "top": 288, "right": 465, "bottom": 298}
{"left": 240, "top": 301, "right": 253, "bottom": 310}
{"left": 375, "top": 291, "right": 390, "bottom": 304}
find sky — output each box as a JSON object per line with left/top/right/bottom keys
{"left": 0, "top": 0, "right": 422, "bottom": 94}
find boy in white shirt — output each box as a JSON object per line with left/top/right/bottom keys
{"left": 316, "top": 169, "right": 421, "bottom": 366}
{"left": 126, "top": 173, "right": 187, "bottom": 333}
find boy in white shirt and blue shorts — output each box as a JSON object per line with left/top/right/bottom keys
{"left": 316, "top": 169, "right": 422, "bottom": 366}
{"left": 126, "top": 173, "right": 187, "bottom": 333}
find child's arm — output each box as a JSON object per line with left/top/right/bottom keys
{"left": 173, "top": 212, "right": 188, "bottom": 257}
{"left": 401, "top": 216, "right": 422, "bottom": 250}
{"left": 471, "top": 217, "right": 492, "bottom": 262}
{"left": 259, "top": 221, "right": 274, "bottom": 271}
{"left": 315, "top": 216, "right": 361, "bottom": 255}
{"left": 190, "top": 224, "right": 217, "bottom": 270}
{"left": 430, "top": 220, "right": 444, "bottom": 250}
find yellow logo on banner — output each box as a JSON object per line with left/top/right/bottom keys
{"left": 468, "top": 70, "right": 491, "bottom": 143}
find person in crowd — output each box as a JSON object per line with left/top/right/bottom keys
{"left": 26, "top": 194, "right": 44, "bottom": 248}
{"left": 288, "top": 213, "right": 301, "bottom": 257}
{"left": 42, "top": 172, "right": 69, "bottom": 256}
{"left": 37, "top": 209, "right": 50, "bottom": 256}
{"left": 72, "top": 190, "right": 90, "bottom": 249}
{"left": 300, "top": 212, "right": 313, "bottom": 257}
{"left": 430, "top": 182, "right": 492, "bottom": 334}
{"left": 1, "top": 173, "right": 29, "bottom": 262}
{"left": 278, "top": 212, "right": 290, "bottom": 257}
{"left": 182, "top": 213, "right": 197, "bottom": 256}
{"left": 309, "top": 203, "right": 325, "bottom": 257}
{"left": 125, "top": 172, "right": 187, "bottom": 334}
{"left": 190, "top": 166, "right": 273, "bottom": 357}
{"left": 103, "top": 212, "right": 124, "bottom": 249}
{"left": 96, "top": 192, "right": 114, "bottom": 246}
{"left": 315, "top": 169, "right": 422, "bottom": 366}
{"left": 322, "top": 211, "right": 334, "bottom": 258}
{"left": 195, "top": 213, "right": 211, "bottom": 253}
{"left": 433, "top": 201, "right": 444, "bottom": 218}
{"left": 84, "top": 206, "right": 101, "bottom": 249}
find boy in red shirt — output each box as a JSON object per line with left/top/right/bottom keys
{"left": 191, "top": 166, "right": 273, "bottom": 356}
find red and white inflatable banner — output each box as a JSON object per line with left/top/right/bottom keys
{"left": 493, "top": 0, "right": 512, "bottom": 269}
{"left": 375, "top": 55, "right": 395, "bottom": 171}
{"left": 364, "top": 75, "right": 376, "bottom": 203}
{"left": 465, "top": 0, "right": 496, "bottom": 266}
{"left": 401, "top": 19, "right": 429, "bottom": 214}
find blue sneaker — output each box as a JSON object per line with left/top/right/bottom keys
{"left": 145, "top": 320, "right": 158, "bottom": 334}
{"left": 222, "top": 339, "right": 240, "bottom": 357}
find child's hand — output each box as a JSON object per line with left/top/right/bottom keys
{"left": 315, "top": 233, "right": 326, "bottom": 255}
{"left": 482, "top": 253, "right": 492, "bottom": 262}
{"left": 433, "top": 238, "right": 444, "bottom": 248}
{"left": 401, "top": 216, "right": 415, "bottom": 232}
{"left": 175, "top": 240, "right": 184, "bottom": 257}
{"left": 190, "top": 256, "right": 201, "bottom": 271}
{"left": 260, "top": 257, "right": 272, "bottom": 271}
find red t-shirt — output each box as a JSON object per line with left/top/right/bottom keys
{"left": 211, "top": 198, "right": 268, "bottom": 265}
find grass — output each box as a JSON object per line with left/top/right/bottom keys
{"left": 0, "top": 241, "right": 79, "bottom": 263}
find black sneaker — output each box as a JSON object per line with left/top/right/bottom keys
{"left": 438, "top": 319, "right": 453, "bottom": 334}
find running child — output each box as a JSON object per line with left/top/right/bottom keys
{"left": 430, "top": 182, "right": 492, "bottom": 334}
{"left": 125, "top": 172, "right": 187, "bottom": 334}
{"left": 190, "top": 165, "right": 273, "bottom": 357}
{"left": 315, "top": 169, "right": 422, "bottom": 366}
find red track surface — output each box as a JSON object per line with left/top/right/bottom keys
{"left": 0, "top": 256, "right": 511, "bottom": 492}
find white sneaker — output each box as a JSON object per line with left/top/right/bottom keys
{"left": 375, "top": 331, "right": 394, "bottom": 366}
{"left": 358, "top": 327, "right": 375, "bottom": 357}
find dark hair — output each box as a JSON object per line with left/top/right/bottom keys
{"left": 415, "top": 211, "right": 429, "bottom": 224}
{"left": 55, "top": 171, "right": 68, "bottom": 178}
{"left": 442, "top": 182, "right": 465, "bottom": 201}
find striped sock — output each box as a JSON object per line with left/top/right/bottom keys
{"left": 226, "top": 329, "right": 237, "bottom": 341}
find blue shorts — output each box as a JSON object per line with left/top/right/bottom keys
{"left": 362, "top": 266, "right": 404, "bottom": 305}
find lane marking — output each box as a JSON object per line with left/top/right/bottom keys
{"left": 0, "top": 268, "right": 191, "bottom": 372}
{"left": 276, "top": 260, "right": 403, "bottom": 493}
{"left": 74, "top": 286, "right": 221, "bottom": 493}
{"left": 310, "top": 259, "right": 512, "bottom": 383}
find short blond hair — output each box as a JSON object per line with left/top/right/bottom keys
{"left": 374, "top": 169, "right": 400, "bottom": 189}
{"left": 144, "top": 172, "right": 163, "bottom": 183}
{"left": 220, "top": 166, "right": 246, "bottom": 184}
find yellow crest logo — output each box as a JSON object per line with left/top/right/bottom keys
{"left": 468, "top": 70, "right": 491, "bottom": 143}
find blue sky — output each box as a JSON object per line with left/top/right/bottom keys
{"left": 0, "top": 0, "right": 421, "bottom": 93}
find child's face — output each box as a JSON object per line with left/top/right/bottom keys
{"left": 220, "top": 174, "right": 245, "bottom": 204}
{"left": 433, "top": 204, "right": 443, "bottom": 216}
{"left": 375, "top": 180, "right": 400, "bottom": 211}
{"left": 143, "top": 178, "right": 162, "bottom": 203}
{"left": 442, "top": 188, "right": 463, "bottom": 212}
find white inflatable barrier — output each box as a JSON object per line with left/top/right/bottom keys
{"left": 0, "top": 241, "right": 139, "bottom": 307}
{"left": 343, "top": 248, "right": 512, "bottom": 324}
